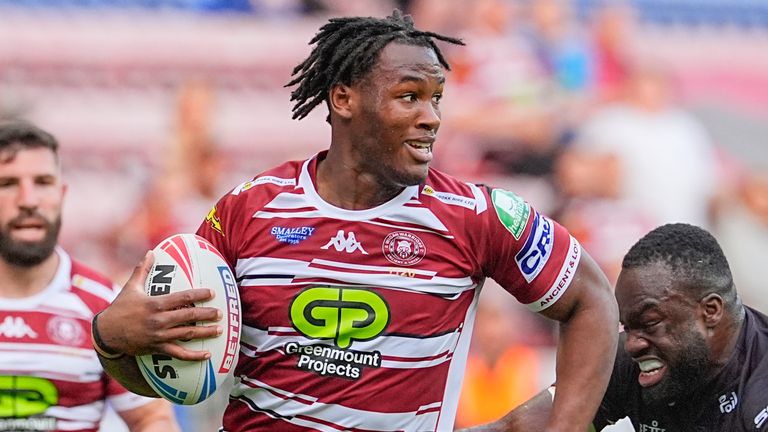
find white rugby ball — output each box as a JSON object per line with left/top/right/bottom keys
{"left": 136, "top": 233, "right": 241, "bottom": 405}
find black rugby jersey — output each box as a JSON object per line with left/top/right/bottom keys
{"left": 595, "top": 306, "right": 768, "bottom": 432}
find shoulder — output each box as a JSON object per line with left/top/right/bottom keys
{"left": 69, "top": 257, "right": 118, "bottom": 312}
{"left": 422, "top": 168, "right": 489, "bottom": 214}
{"left": 216, "top": 158, "right": 304, "bottom": 211}
{"left": 740, "top": 376, "right": 768, "bottom": 430}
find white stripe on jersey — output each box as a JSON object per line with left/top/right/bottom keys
{"left": 232, "top": 376, "right": 440, "bottom": 431}
{"left": 255, "top": 192, "right": 452, "bottom": 234}
{"left": 47, "top": 402, "right": 104, "bottom": 429}
{"left": 108, "top": 391, "right": 157, "bottom": 412}
{"left": 0, "top": 343, "right": 102, "bottom": 382}
{"left": 71, "top": 274, "right": 117, "bottom": 302}
{"left": 241, "top": 325, "right": 461, "bottom": 367}
{"left": 236, "top": 257, "right": 475, "bottom": 296}
{"left": 466, "top": 183, "right": 488, "bottom": 214}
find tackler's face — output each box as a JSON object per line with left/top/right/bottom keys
{"left": 0, "top": 146, "right": 65, "bottom": 266}
{"left": 349, "top": 42, "right": 445, "bottom": 188}
{"left": 616, "top": 262, "right": 712, "bottom": 406}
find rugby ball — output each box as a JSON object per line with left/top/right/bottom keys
{"left": 136, "top": 233, "right": 241, "bottom": 405}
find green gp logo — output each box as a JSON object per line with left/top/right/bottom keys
{"left": 290, "top": 287, "right": 390, "bottom": 349}
{"left": 0, "top": 376, "right": 59, "bottom": 417}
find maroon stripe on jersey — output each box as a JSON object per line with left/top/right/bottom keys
{"left": 235, "top": 349, "right": 449, "bottom": 413}
{"left": 0, "top": 311, "right": 92, "bottom": 350}
{"left": 239, "top": 285, "right": 474, "bottom": 337}
{"left": 223, "top": 401, "right": 308, "bottom": 432}
{"left": 381, "top": 351, "right": 452, "bottom": 362}
{"left": 261, "top": 205, "right": 317, "bottom": 213}
{"left": 294, "top": 414, "right": 401, "bottom": 432}
{"left": 370, "top": 216, "right": 451, "bottom": 236}
{"left": 53, "top": 378, "right": 104, "bottom": 408}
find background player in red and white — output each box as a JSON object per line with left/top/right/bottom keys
{"left": 94, "top": 10, "right": 619, "bottom": 431}
{"left": 0, "top": 120, "right": 178, "bottom": 432}
{"left": 470, "top": 223, "right": 768, "bottom": 431}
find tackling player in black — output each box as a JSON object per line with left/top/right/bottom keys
{"left": 461, "top": 223, "right": 768, "bottom": 431}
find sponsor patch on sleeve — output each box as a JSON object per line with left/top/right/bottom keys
{"left": 525, "top": 236, "right": 581, "bottom": 312}
{"left": 515, "top": 212, "right": 554, "bottom": 283}
{"left": 491, "top": 189, "right": 531, "bottom": 240}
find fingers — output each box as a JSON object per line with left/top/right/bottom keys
{"left": 160, "top": 288, "right": 217, "bottom": 311}
{"left": 125, "top": 250, "right": 155, "bottom": 293}
{"left": 159, "top": 342, "right": 211, "bottom": 362}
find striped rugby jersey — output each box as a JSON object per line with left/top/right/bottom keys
{"left": 198, "top": 152, "right": 581, "bottom": 432}
{"left": 0, "top": 248, "right": 155, "bottom": 432}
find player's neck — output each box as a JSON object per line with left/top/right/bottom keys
{"left": 316, "top": 148, "right": 403, "bottom": 210}
{"left": 0, "top": 251, "right": 60, "bottom": 299}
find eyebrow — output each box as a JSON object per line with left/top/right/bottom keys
{"left": 397, "top": 74, "right": 446, "bottom": 85}
{"left": 623, "top": 301, "right": 660, "bottom": 324}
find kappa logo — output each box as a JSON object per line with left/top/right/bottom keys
{"left": 0, "top": 316, "right": 37, "bottom": 339}
{"left": 322, "top": 230, "right": 368, "bottom": 254}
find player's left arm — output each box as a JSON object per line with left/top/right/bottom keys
{"left": 536, "top": 250, "right": 619, "bottom": 432}
{"left": 117, "top": 398, "right": 180, "bottom": 432}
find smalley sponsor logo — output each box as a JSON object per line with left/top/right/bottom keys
{"left": 0, "top": 316, "right": 37, "bottom": 339}
{"left": 322, "top": 230, "right": 368, "bottom": 254}
{"left": 271, "top": 226, "right": 315, "bottom": 245}
{"left": 515, "top": 212, "right": 554, "bottom": 283}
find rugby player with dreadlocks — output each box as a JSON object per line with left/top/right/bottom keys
{"left": 93, "top": 10, "right": 618, "bottom": 431}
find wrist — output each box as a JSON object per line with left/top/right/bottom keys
{"left": 91, "top": 311, "right": 124, "bottom": 359}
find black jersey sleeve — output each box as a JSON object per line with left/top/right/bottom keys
{"left": 594, "top": 333, "right": 638, "bottom": 430}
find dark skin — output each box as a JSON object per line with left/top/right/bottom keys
{"left": 472, "top": 261, "right": 743, "bottom": 431}
{"left": 96, "top": 43, "right": 619, "bottom": 432}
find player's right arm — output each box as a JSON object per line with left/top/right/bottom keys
{"left": 93, "top": 251, "right": 222, "bottom": 396}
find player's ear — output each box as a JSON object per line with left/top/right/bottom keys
{"left": 699, "top": 293, "right": 724, "bottom": 328}
{"left": 329, "top": 84, "right": 354, "bottom": 120}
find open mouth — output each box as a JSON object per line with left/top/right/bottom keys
{"left": 404, "top": 140, "right": 433, "bottom": 163}
{"left": 637, "top": 358, "right": 667, "bottom": 387}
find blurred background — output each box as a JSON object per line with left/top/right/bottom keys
{"left": 1, "top": 0, "right": 766, "bottom": 430}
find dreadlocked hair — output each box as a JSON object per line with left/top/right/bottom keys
{"left": 286, "top": 9, "right": 464, "bottom": 121}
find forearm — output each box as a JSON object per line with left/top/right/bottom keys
{"left": 548, "top": 297, "right": 617, "bottom": 431}
{"left": 456, "top": 389, "right": 555, "bottom": 432}
{"left": 98, "top": 354, "right": 159, "bottom": 398}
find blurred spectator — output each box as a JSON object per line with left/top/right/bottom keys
{"left": 589, "top": 1, "right": 636, "bottom": 102}
{"left": 555, "top": 65, "right": 719, "bottom": 282}
{"left": 455, "top": 285, "right": 556, "bottom": 428}
{"left": 109, "top": 79, "right": 226, "bottom": 272}
{"left": 715, "top": 170, "right": 768, "bottom": 314}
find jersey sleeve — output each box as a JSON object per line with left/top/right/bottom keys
{"left": 104, "top": 375, "right": 157, "bottom": 412}
{"left": 195, "top": 181, "right": 251, "bottom": 271}
{"left": 474, "top": 186, "right": 581, "bottom": 312}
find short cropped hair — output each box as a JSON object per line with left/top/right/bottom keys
{"left": 286, "top": 9, "right": 463, "bottom": 122}
{"left": 0, "top": 120, "right": 59, "bottom": 163}
{"left": 623, "top": 223, "right": 738, "bottom": 309}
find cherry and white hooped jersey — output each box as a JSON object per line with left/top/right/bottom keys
{"left": 198, "top": 152, "right": 582, "bottom": 432}
{"left": 0, "top": 248, "right": 154, "bottom": 432}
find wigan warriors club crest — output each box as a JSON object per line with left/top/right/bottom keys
{"left": 382, "top": 231, "right": 426, "bottom": 266}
